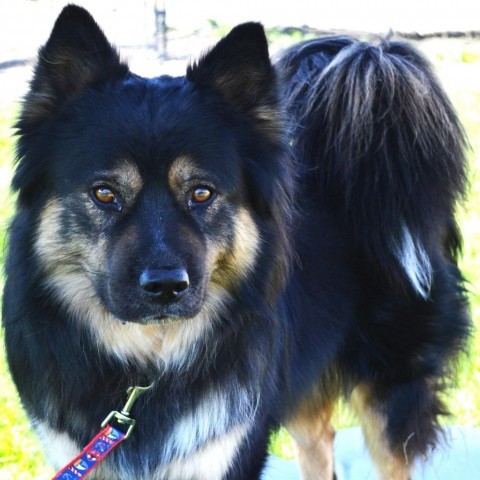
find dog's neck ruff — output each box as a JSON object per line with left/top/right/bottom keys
{"left": 52, "top": 384, "right": 153, "bottom": 479}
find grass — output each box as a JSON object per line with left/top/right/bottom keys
{"left": 0, "top": 37, "right": 479, "bottom": 477}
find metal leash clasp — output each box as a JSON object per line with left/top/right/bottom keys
{"left": 101, "top": 384, "right": 153, "bottom": 439}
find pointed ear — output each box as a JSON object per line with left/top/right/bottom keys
{"left": 22, "top": 5, "right": 128, "bottom": 126}
{"left": 187, "top": 23, "right": 280, "bottom": 134}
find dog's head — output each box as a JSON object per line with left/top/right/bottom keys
{"left": 14, "top": 6, "right": 293, "bottom": 328}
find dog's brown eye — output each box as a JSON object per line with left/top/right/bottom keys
{"left": 94, "top": 187, "right": 116, "bottom": 204}
{"left": 191, "top": 187, "right": 213, "bottom": 204}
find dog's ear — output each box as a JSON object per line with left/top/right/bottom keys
{"left": 21, "top": 5, "right": 128, "bottom": 126}
{"left": 187, "top": 23, "right": 279, "bottom": 126}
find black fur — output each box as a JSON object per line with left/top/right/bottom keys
{"left": 278, "top": 37, "right": 468, "bottom": 296}
{"left": 3, "top": 5, "right": 470, "bottom": 479}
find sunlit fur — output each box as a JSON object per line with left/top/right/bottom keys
{"left": 3, "top": 6, "right": 470, "bottom": 480}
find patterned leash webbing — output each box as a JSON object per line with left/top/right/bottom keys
{"left": 52, "top": 425, "right": 126, "bottom": 479}
{"left": 51, "top": 384, "right": 153, "bottom": 480}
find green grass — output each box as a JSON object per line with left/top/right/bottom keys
{"left": 0, "top": 39, "right": 479, "bottom": 477}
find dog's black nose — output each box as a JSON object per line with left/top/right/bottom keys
{"left": 139, "top": 267, "right": 189, "bottom": 303}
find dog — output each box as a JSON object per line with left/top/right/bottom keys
{"left": 3, "top": 5, "right": 471, "bottom": 479}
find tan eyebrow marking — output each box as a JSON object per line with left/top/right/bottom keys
{"left": 168, "top": 155, "right": 211, "bottom": 190}
{"left": 111, "top": 159, "right": 143, "bottom": 193}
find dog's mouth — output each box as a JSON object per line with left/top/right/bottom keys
{"left": 102, "top": 282, "right": 206, "bottom": 325}
{"left": 120, "top": 313, "right": 186, "bottom": 326}
{"left": 110, "top": 280, "right": 229, "bottom": 327}
{"left": 109, "top": 300, "right": 204, "bottom": 325}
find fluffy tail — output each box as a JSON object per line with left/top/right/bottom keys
{"left": 277, "top": 36, "right": 468, "bottom": 297}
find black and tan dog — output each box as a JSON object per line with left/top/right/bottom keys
{"left": 3, "top": 5, "right": 470, "bottom": 479}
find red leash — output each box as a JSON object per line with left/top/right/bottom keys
{"left": 51, "top": 384, "right": 153, "bottom": 479}
{"left": 52, "top": 424, "right": 126, "bottom": 479}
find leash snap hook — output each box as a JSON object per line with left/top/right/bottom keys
{"left": 101, "top": 383, "right": 153, "bottom": 439}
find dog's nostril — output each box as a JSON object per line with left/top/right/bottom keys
{"left": 140, "top": 268, "right": 189, "bottom": 302}
{"left": 172, "top": 281, "right": 189, "bottom": 295}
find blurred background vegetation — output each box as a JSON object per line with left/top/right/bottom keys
{"left": 0, "top": 1, "right": 479, "bottom": 478}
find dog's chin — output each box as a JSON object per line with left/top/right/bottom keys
{"left": 120, "top": 313, "right": 189, "bottom": 326}
{"left": 107, "top": 301, "right": 204, "bottom": 326}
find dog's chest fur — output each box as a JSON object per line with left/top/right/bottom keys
{"left": 36, "top": 387, "right": 254, "bottom": 479}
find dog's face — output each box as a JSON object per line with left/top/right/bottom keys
{"left": 35, "top": 94, "right": 250, "bottom": 323}
{"left": 14, "top": 7, "right": 290, "bottom": 328}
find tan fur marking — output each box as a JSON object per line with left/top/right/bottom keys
{"left": 35, "top": 198, "right": 230, "bottom": 367}
{"left": 231, "top": 207, "right": 261, "bottom": 275}
{"left": 168, "top": 155, "right": 210, "bottom": 191}
{"left": 162, "top": 425, "right": 249, "bottom": 480}
{"left": 211, "top": 207, "right": 260, "bottom": 287}
{"left": 35, "top": 198, "right": 65, "bottom": 261}
{"left": 252, "top": 105, "right": 283, "bottom": 142}
{"left": 111, "top": 159, "right": 143, "bottom": 194}
{"left": 350, "top": 385, "right": 412, "bottom": 480}
{"left": 286, "top": 397, "right": 335, "bottom": 480}
{"left": 97, "top": 283, "right": 229, "bottom": 367}
{"left": 44, "top": 269, "right": 228, "bottom": 367}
